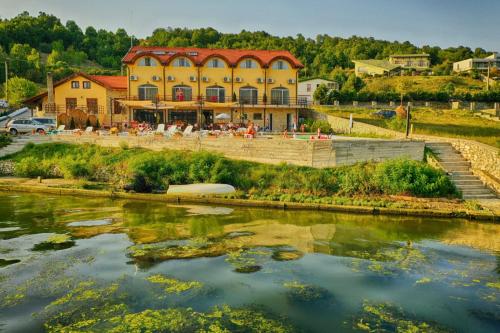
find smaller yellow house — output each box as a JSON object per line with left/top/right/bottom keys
{"left": 25, "top": 72, "right": 127, "bottom": 127}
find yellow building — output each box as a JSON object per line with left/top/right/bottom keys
{"left": 25, "top": 72, "right": 128, "bottom": 126}
{"left": 122, "top": 46, "right": 305, "bottom": 131}
{"left": 389, "top": 54, "right": 430, "bottom": 69}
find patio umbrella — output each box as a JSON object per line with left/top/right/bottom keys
{"left": 215, "top": 113, "right": 231, "bottom": 120}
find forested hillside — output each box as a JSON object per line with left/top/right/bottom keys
{"left": 0, "top": 11, "right": 494, "bottom": 87}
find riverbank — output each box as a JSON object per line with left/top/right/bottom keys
{"left": 0, "top": 177, "right": 497, "bottom": 221}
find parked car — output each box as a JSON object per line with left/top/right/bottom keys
{"left": 373, "top": 110, "right": 396, "bottom": 119}
{"left": 0, "top": 100, "right": 8, "bottom": 108}
{"left": 6, "top": 119, "right": 53, "bottom": 135}
{"left": 32, "top": 117, "right": 56, "bottom": 127}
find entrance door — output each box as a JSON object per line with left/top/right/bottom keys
{"left": 286, "top": 113, "right": 293, "bottom": 131}
{"left": 268, "top": 113, "right": 273, "bottom": 131}
{"left": 202, "top": 110, "right": 214, "bottom": 129}
{"left": 66, "top": 98, "right": 77, "bottom": 111}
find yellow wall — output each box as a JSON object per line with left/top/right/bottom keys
{"left": 125, "top": 54, "right": 300, "bottom": 130}
{"left": 53, "top": 75, "right": 108, "bottom": 109}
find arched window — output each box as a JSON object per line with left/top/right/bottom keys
{"left": 173, "top": 85, "right": 192, "bottom": 101}
{"left": 172, "top": 57, "right": 192, "bottom": 67}
{"left": 206, "top": 86, "right": 225, "bottom": 102}
{"left": 138, "top": 84, "right": 158, "bottom": 100}
{"left": 207, "top": 58, "right": 225, "bottom": 68}
{"left": 240, "top": 59, "right": 258, "bottom": 69}
{"left": 271, "top": 87, "right": 289, "bottom": 105}
{"left": 138, "top": 57, "right": 158, "bottom": 67}
{"left": 239, "top": 86, "right": 258, "bottom": 104}
{"left": 272, "top": 60, "right": 289, "bottom": 70}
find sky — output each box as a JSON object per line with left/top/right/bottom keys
{"left": 0, "top": 0, "right": 499, "bottom": 51}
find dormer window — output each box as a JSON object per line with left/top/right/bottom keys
{"left": 207, "top": 58, "right": 225, "bottom": 68}
{"left": 272, "top": 60, "right": 289, "bottom": 70}
{"left": 173, "top": 57, "right": 191, "bottom": 67}
{"left": 138, "top": 57, "right": 158, "bottom": 67}
{"left": 240, "top": 59, "right": 257, "bottom": 69}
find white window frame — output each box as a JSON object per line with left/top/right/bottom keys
{"left": 138, "top": 57, "right": 158, "bottom": 67}
{"left": 173, "top": 57, "right": 191, "bottom": 67}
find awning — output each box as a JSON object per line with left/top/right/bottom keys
{"left": 118, "top": 100, "right": 173, "bottom": 109}
{"left": 204, "top": 102, "right": 238, "bottom": 108}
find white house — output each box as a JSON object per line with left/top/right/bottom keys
{"left": 453, "top": 53, "right": 500, "bottom": 73}
{"left": 298, "top": 78, "right": 339, "bottom": 104}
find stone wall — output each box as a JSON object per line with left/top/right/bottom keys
{"left": 449, "top": 139, "right": 500, "bottom": 193}
{"left": 48, "top": 135, "right": 425, "bottom": 168}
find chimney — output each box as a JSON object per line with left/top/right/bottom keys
{"left": 47, "top": 72, "right": 55, "bottom": 106}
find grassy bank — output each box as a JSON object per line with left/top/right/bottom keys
{"left": 318, "top": 107, "right": 500, "bottom": 147}
{"left": 0, "top": 143, "right": 458, "bottom": 203}
{"left": 0, "top": 134, "right": 12, "bottom": 149}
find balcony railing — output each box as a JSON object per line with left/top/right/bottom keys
{"left": 122, "top": 95, "right": 311, "bottom": 108}
{"left": 43, "top": 104, "right": 105, "bottom": 115}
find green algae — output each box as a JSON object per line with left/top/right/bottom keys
{"left": 271, "top": 250, "right": 304, "bottom": 262}
{"left": 32, "top": 234, "right": 75, "bottom": 251}
{"left": 146, "top": 274, "right": 203, "bottom": 294}
{"left": 226, "top": 248, "right": 271, "bottom": 274}
{"left": 354, "top": 301, "right": 453, "bottom": 332}
{"left": 283, "top": 281, "right": 332, "bottom": 304}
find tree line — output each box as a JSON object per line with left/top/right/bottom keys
{"left": 0, "top": 11, "right": 496, "bottom": 104}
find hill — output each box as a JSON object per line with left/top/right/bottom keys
{"left": 361, "top": 76, "right": 486, "bottom": 94}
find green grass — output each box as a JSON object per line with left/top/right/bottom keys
{"left": 318, "top": 107, "right": 500, "bottom": 148}
{"left": 362, "top": 75, "right": 485, "bottom": 94}
{"left": 2, "top": 142, "right": 458, "bottom": 199}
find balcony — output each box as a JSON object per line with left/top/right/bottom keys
{"left": 120, "top": 95, "right": 311, "bottom": 108}
{"left": 43, "top": 104, "right": 105, "bottom": 115}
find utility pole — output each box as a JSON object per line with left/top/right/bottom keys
{"left": 4, "top": 61, "right": 8, "bottom": 102}
{"left": 486, "top": 61, "right": 491, "bottom": 91}
{"left": 405, "top": 103, "right": 411, "bottom": 138}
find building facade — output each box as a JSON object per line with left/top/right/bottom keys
{"left": 121, "top": 46, "right": 305, "bottom": 131}
{"left": 24, "top": 73, "right": 127, "bottom": 126}
{"left": 388, "top": 54, "right": 430, "bottom": 69}
{"left": 453, "top": 53, "right": 500, "bottom": 73}
{"left": 298, "top": 78, "right": 339, "bottom": 104}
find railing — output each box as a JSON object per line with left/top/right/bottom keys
{"left": 122, "top": 95, "right": 312, "bottom": 108}
{"left": 43, "top": 104, "right": 105, "bottom": 115}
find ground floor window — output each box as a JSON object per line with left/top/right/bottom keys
{"left": 168, "top": 109, "right": 197, "bottom": 125}
{"left": 253, "top": 113, "right": 263, "bottom": 120}
{"left": 133, "top": 109, "right": 164, "bottom": 125}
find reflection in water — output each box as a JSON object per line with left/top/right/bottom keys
{"left": 0, "top": 192, "right": 498, "bottom": 333}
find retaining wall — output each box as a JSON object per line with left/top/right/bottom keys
{"left": 47, "top": 135, "right": 424, "bottom": 168}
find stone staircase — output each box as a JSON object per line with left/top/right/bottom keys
{"left": 0, "top": 135, "right": 51, "bottom": 158}
{"left": 426, "top": 142, "right": 497, "bottom": 200}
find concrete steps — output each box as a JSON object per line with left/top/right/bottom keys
{"left": 426, "top": 142, "right": 498, "bottom": 200}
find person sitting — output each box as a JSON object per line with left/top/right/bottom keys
{"left": 245, "top": 122, "right": 256, "bottom": 138}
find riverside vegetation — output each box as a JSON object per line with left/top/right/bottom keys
{"left": 0, "top": 142, "right": 458, "bottom": 203}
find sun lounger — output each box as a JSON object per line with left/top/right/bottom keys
{"left": 183, "top": 125, "right": 193, "bottom": 137}
{"left": 164, "top": 125, "right": 178, "bottom": 138}
{"left": 84, "top": 126, "right": 93, "bottom": 134}
{"left": 155, "top": 124, "right": 165, "bottom": 135}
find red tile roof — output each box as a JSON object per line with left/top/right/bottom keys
{"left": 90, "top": 75, "right": 127, "bottom": 90}
{"left": 122, "top": 46, "right": 304, "bottom": 68}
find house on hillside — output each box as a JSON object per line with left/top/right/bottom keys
{"left": 353, "top": 60, "right": 401, "bottom": 77}
{"left": 24, "top": 72, "right": 128, "bottom": 127}
{"left": 453, "top": 53, "right": 500, "bottom": 73}
{"left": 298, "top": 78, "right": 339, "bottom": 104}
{"left": 389, "top": 54, "right": 430, "bottom": 70}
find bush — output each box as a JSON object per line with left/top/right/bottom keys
{"left": 308, "top": 120, "right": 333, "bottom": 134}
{"left": 337, "top": 163, "right": 375, "bottom": 196}
{"left": 373, "top": 158, "right": 457, "bottom": 197}
{"left": 0, "top": 134, "right": 12, "bottom": 149}
{"left": 14, "top": 157, "right": 53, "bottom": 178}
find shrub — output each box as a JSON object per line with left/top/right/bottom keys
{"left": 0, "top": 134, "right": 12, "bottom": 149}
{"left": 14, "top": 157, "right": 52, "bottom": 178}
{"left": 128, "top": 153, "right": 172, "bottom": 193}
{"left": 337, "top": 163, "right": 376, "bottom": 196}
{"left": 308, "top": 120, "right": 333, "bottom": 134}
{"left": 373, "top": 158, "right": 457, "bottom": 197}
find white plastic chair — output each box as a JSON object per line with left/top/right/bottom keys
{"left": 84, "top": 126, "right": 93, "bottom": 134}
{"left": 156, "top": 124, "right": 165, "bottom": 135}
{"left": 164, "top": 125, "right": 178, "bottom": 138}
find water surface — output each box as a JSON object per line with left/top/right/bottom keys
{"left": 0, "top": 192, "right": 499, "bottom": 332}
